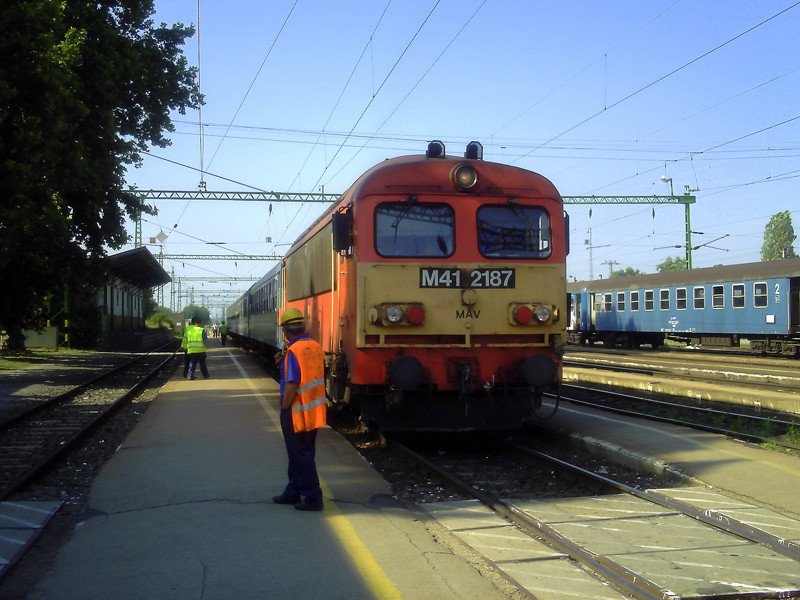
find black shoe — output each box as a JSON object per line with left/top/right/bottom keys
{"left": 272, "top": 494, "right": 300, "bottom": 505}
{"left": 294, "top": 501, "right": 324, "bottom": 512}
{"left": 189, "top": 377, "right": 196, "bottom": 380}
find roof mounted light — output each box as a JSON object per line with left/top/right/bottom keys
{"left": 451, "top": 163, "right": 478, "bottom": 191}
{"left": 465, "top": 141, "right": 483, "bottom": 160}
{"left": 427, "top": 140, "right": 445, "bottom": 158}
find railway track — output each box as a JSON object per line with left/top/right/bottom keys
{"left": 564, "top": 352, "right": 800, "bottom": 395}
{"left": 553, "top": 383, "right": 800, "bottom": 452}
{"left": 391, "top": 434, "right": 800, "bottom": 599}
{"left": 0, "top": 346, "right": 179, "bottom": 501}
{"left": 0, "top": 345, "right": 179, "bottom": 581}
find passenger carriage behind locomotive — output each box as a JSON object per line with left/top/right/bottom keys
{"left": 282, "top": 141, "right": 568, "bottom": 430}
{"left": 226, "top": 263, "right": 281, "bottom": 353}
{"left": 566, "top": 258, "right": 800, "bottom": 356}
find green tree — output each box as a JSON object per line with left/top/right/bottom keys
{"left": 183, "top": 305, "right": 210, "bottom": 325}
{"left": 610, "top": 267, "right": 644, "bottom": 278}
{"left": 761, "top": 211, "right": 797, "bottom": 260}
{"left": 657, "top": 255, "right": 687, "bottom": 272}
{"left": 0, "top": 0, "right": 202, "bottom": 350}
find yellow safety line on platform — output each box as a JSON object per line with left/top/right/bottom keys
{"left": 229, "top": 352, "right": 404, "bottom": 600}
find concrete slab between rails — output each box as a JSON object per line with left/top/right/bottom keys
{"left": 509, "top": 494, "right": 800, "bottom": 599}
{"left": 25, "top": 347, "right": 520, "bottom": 600}
{"left": 562, "top": 368, "right": 800, "bottom": 415}
{"left": 420, "top": 500, "right": 629, "bottom": 600}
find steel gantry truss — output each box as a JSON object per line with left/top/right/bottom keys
{"left": 562, "top": 188, "right": 697, "bottom": 269}
{"left": 134, "top": 187, "right": 697, "bottom": 310}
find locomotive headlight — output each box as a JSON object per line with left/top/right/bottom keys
{"left": 451, "top": 163, "right": 478, "bottom": 191}
{"left": 385, "top": 305, "right": 404, "bottom": 323}
{"left": 534, "top": 305, "right": 551, "bottom": 323}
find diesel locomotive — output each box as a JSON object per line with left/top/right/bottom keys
{"left": 229, "top": 141, "right": 569, "bottom": 430}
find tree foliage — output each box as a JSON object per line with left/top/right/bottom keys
{"left": 0, "top": 0, "right": 202, "bottom": 350}
{"left": 610, "top": 267, "right": 644, "bottom": 278}
{"left": 761, "top": 211, "right": 797, "bottom": 260}
{"left": 656, "top": 255, "right": 687, "bottom": 272}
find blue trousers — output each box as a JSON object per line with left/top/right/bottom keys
{"left": 279, "top": 408, "right": 322, "bottom": 503}
{"left": 188, "top": 352, "right": 209, "bottom": 379}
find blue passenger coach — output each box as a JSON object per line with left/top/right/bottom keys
{"left": 226, "top": 263, "right": 282, "bottom": 353}
{"left": 567, "top": 258, "right": 800, "bottom": 356}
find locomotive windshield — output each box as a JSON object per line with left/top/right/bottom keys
{"left": 375, "top": 201, "right": 455, "bottom": 257}
{"left": 477, "top": 204, "right": 551, "bottom": 259}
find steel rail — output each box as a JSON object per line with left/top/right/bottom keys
{"left": 0, "top": 350, "right": 178, "bottom": 502}
{"left": 388, "top": 437, "right": 667, "bottom": 600}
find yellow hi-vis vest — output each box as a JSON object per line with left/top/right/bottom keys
{"left": 284, "top": 338, "right": 327, "bottom": 432}
{"left": 186, "top": 325, "right": 206, "bottom": 354}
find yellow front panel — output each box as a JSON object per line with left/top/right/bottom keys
{"left": 357, "top": 262, "right": 565, "bottom": 347}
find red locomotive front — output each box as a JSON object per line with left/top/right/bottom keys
{"left": 284, "top": 142, "right": 567, "bottom": 430}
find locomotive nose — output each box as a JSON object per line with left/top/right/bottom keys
{"left": 521, "top": 354, "right": 557, "bottom": 388}
{"left": 388, "top": 355, "right": 424, "bottom": 390}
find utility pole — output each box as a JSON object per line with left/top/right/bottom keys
{"left": 601, "top": 260, "right": 619, "bottom": 278}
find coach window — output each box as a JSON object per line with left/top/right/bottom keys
{"left": 694, "top": 286, "right": 705, "bottom": 309}
{"left": 732, "top": 283, "right": 745, "bottom": 309}
{"left": 644, "top": 290, "right": 654, "bottom": 311}
{"left": 659, "top": 289, "right": 670, "bottom": 310}
{"left": 477, "top": 205, "right": 551, "bottom": 259}
{"left": 375, "top": 201, "right": 455, "bottom": 258}
{"left": 617, "top": 292, "right": 625, "bottom": 312}
{"left": 712, "top": 284, "right": 724, "bottom": 309}
{"left": 754, "top": 282, "right": 768, "bottom": 308}
{"left": 630, "top": 291, "right": 639, "bottom": 311}
{"left": 604, "top": 293, "right": 613, "bottom": 312}
{"left": 676, "top": 287, "right": 687, "bottom": 310}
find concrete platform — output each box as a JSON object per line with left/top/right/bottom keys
{"left": 24, "top": 347, "right": 518, "bottom": 600}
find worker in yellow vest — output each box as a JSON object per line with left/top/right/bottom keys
{"left": 272, "top": 307, "right": 327, "bottom": 511}
{"left": 186, "top": 317, "right": 210, "bottom": 380}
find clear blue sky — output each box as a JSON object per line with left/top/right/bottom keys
{"left": 123, "top": 1, "right": 800, "bottom": 313}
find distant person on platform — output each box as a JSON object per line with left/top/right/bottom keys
{"left": 220, "top": 320, "right": 228, "bottom": 346}
{"left": 186, "top": 317, "right": 210, "bottom": 380}
{"left": 272, "top": 307, "right": 327, "bottom": 511}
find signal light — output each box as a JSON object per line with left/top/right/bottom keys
{"left": 407, "top": 305, "right": 425, "bottom": 325}
{"left": 427, "top": 140, "right": 445, "bottom": 158}
{"left": 534, "top": 305, "right": 551, "bottom": 323}
{"left": 385, "top": 305, "right": 403, "bottom": 323}
{"left": 452, "top": 164, "right": 478, "bottom": 191}
{"left": 465, "top": 141, "right": 483, "bottom": 160}
{"left": 513, "top": 305, "right": 532, "bottom": 324}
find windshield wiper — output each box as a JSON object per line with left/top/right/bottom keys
{"left": 392, "top": 195, "right": 417, "bottom": 238}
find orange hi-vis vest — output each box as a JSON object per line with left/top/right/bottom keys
{"left": 284, "top": 338, "right": 327, "bottom": 432}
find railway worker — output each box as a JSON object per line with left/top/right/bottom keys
{"left": 186, "top": 317, "right": 210, "bottom": 380}
{"left": 181, "top": 320, "right": 193, "bottom": 378}
{"left": 219, "top": 320, "right": 228, "bottom": 346}
{"left": 272, "top": 307, "right": 327, "bottom": 511}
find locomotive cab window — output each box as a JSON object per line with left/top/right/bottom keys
{"left": 754, "top": 282, "right": 768, "bottom": 308}
{"left": 477, "top": 205, "right": 551, "bottom": 259}
{"left": 375, "top": 201, "right": 454, "bottom": 258}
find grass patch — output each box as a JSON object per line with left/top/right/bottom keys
{"left": 0, "top": 348, "right": 94, "bottom": 371}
